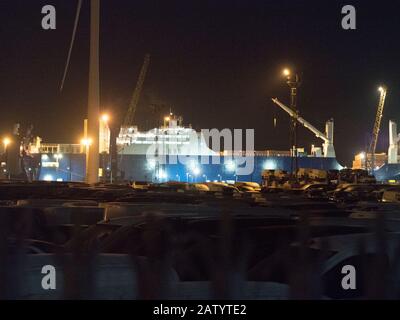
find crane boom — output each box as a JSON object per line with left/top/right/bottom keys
{"left": 122, "top": 54, "right": 151, "bottom": 127}
{"left": 271, "top": 98, "right": 329, "bottom": 143}
{"left": 367, "top": 86, "right": 387, "bottom": 171}
{"left": 369, "top": 87, "right": 387, "bottom": 155}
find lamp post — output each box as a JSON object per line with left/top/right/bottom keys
{"left": 81, "top": 138, "right": 92, "bottom": 183}
{"left": 100, "top": 113, "right": 111, "bottom": 182}
{"left": 282, "top": 68, "right": 300, "bottom": 180}
{"left": 3, "top": 138, "right": 10, "bottom": 179}
{"left": 87, "top": 0, "right": 100, "bottom": 184}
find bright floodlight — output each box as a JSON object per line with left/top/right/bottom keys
{"left": 3, "top": 137, "right": 11, "bottom": 147}
{"left": 157, "top": 169, "right": 168, "bottom": 180}
{"left": 263, "top": 160, "right": 277, "bottom": 170}
{"left": 81, "top": 138, "right": 92, "bottom": 146}
{"left": 164, "top": 116, "right": 170, "bottom": 122}
{"left": 43, "top": 174, "right": 53, "bottom": 181}
{"left": 192, "top": 167, "right": 201, "bottom": 176}
{"left": 147, "top": 159, "right": 156, "bottom": 170}
{"left": 282, "top": 68, "right": 291, "bottom": 77}
{"left": 378, "top": 86, "right": 384, "bottom": 92}
{"left": 359, "top": 152, "right": 365, "bottom": 160}
{"left": 101, "top": 114, "right": 109, "bottom": 122}
{"left": 225, "top": 160, "right": 236, "bottom": 172}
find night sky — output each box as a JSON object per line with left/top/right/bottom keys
{"left": 1, "top": 0, "right": 400, "bottom": 166}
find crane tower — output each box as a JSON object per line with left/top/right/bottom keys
{"left": 367, "top": 86, "right": 387, "bottom": 172}
{"left": 122, "top": 54, "right": 151, "bottom": 128}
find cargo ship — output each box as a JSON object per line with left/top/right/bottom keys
{"left": 26, "top": 112, "right": 343, "bottom": 184}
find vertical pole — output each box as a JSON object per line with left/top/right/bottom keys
{"left": 291, "top": 84, "right": 298, "bottom": 179}
{"left": 87, "top": 0, "right": 100, "bottom": 184}
{"left": 287, "top": 74, "right": 299, "bottom": 182}
{"left": 83, "top": 119, "right": 89, "bottom": 182}
{"left": 5, "top": 145, "right": 9, "bottom": 180}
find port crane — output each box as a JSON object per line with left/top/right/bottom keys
{"left": 366, "top": 86, "right": 387, "bottom": 172}
{"left": 271, "top": 98, "right": 335, "bottom": 157}
{"left": 122, "top": 54, "right": 151, "bottom": 128}
{"left": 113, "top": 54, "right": 150, "bottom": 180}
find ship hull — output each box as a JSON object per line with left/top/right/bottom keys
{"left": 38, "top": 154, "right": 343, "bottom": 184}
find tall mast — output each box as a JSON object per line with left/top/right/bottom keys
{"left": 87, "top": 0, "right": 100, "bottom": 183}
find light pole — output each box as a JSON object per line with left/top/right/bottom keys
{"left": 282, "top": 68, "right": 300, "bottom": 180}
{"left": 3, "top": 138, "right": 10, "bottom": 179}
{"left": 100, "top": 113, "right": 111, "bottom": 182}
{"left": 202, "top": 174, "right": 207, "bottom": 181}
{"left": 87, "top": 0, "right": 100, "bottom": 184}
{"left": 100, "top": 113, "right": 110, "bottom": 153}
{"left": 81, "top": 138, "right": 92, "bottom": 183}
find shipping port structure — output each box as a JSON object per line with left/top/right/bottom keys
{"left": 2, "top": 112, "right": 343, "bottom": 184}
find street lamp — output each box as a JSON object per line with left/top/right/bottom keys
{"left": 101, "top": 113, "right": 109, "bottom": 122}
{"left": 282, "top": 68, "right": 301, "bottom": 180}
{"left": 81, "top": 138, "right": 92, "bottom": 147}
{"left": 282, "top": 68, "right": 291, "bottom": 77}
{"left": 3, "top": 137, "right": 11, "bottom": 179}
{"left": 81, "top": 138, "right": 92, "bottom": 183}
{"left": 100, "top": 113, "right": 111, "bottom": 182}
{"left": 3, "top": 137, "right": 10, "bottom": 149}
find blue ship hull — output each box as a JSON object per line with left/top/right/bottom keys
{"left": 38, "top": 154, "right": 343, "bottom": 183}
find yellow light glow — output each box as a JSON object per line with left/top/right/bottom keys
{"left": 101, "top": 114, "right": 109, "bottom": 122}
{"left": 80, "top": 138, "right": 92, "bottom": 146}
{"left": 282, "top": 68, "right": 291, "bottom": 77}
{"left": 378, "top": 86, "right": 384, "bottom": 92}
{"left": 3, "top": 137, "right": 11, "bottom": 147}
{"left": 164, "top": 116, "right": 170, "bottom": 122}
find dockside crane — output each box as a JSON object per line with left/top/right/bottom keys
{"left": 113, "top": 54, "right": 150, "bottom": 180}
{"left": 366, "top": 86, "right": 387, "bottom": 172}
{"left": 122, "top": 54, "right": 151, "bottom": 128}
{"left": 271, "top": 98, "right": 335, "bottom": 158}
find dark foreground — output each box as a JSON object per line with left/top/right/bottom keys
{"left": 0, "top": 180, "right": 399, "bottom": 300}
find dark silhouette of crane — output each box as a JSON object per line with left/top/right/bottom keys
{"left": 113, "top": 54, "right": 151, "bottom": 180}
{"left": 366, "top": 86, "right": 387, "bottom": 173}
{"left": 122, "top": 54, "right": 151, "bottom": 128}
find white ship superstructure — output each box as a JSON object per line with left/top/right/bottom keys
{"left": 117, "top": 114, "right": 218, "bottom": 156}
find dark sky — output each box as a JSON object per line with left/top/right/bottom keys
{"left": 1, "top": 0, "right": 400, "bottom": 166}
